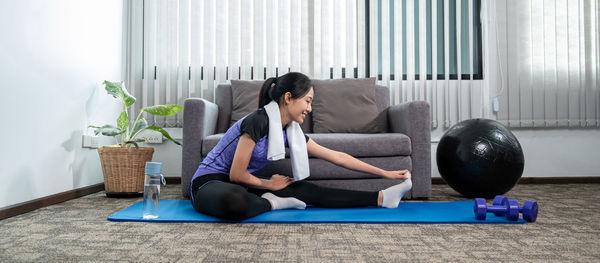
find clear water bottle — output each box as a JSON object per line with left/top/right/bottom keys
{"left": 142, "top": 162, "right": 166, "bottom": 219}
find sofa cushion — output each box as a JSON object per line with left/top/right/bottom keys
{"left": 202, "top": 133, "right": 411, "bottom": 157}
{"left": 230, "top": 80, "right": 264, "bottom": 127}
{"left": 311, "top": 78, "right": 383, "bottom": 133}
{"left": 253, "top": 156, "right": 412, "bottom": 180}
{"left": 307, "top": 133, "right": 411, "bottom": 157}
{"left": 306, "top": 156, "right": 412, "bottom": 180}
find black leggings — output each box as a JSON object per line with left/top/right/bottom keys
{"left": 191, "top": 173, "right": 379, "bottom": 221}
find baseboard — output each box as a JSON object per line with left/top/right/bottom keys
{"left": 432, "top": 177, "right": 600, "bottom": 184}
{"left": 165, "top": 177, "right": 181, "bottom": 184}
{"left": 0, "top": 178, "right": 186, "bottom": 220}
{"left": 0, "top": 183, "right": 105, "bottom": 221}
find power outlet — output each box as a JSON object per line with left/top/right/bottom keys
{"left": 493, "top": 97, "right": 500, "bottom": 113}
{"left": 82, "top": 135, "right": 99, "bottom": 148}
{"left": 145, "top": 132, "right": 164, "bottom": 144}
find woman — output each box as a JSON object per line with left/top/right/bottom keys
{"left": 190, "top": 72, "right": 412, "bottom": 221}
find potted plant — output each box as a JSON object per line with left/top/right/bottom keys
{"left": 90, "top": 80, "right": 182, "bottom": 197}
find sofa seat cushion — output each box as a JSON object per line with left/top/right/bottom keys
{"left": 202, "top": 133, "right": 412, "bottom": 158}
{"left": 307, "top": 133, "right": 411, "bottom": 157}
{"left": 253, "top": 156, "right": 412, "bottom": 180}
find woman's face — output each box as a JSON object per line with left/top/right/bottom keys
{"left": 284, "top": 87, "right": 314, "bottom": 124}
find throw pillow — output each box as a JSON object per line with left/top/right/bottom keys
{"left": 311, "top": 78, "right": 382, "bottom": 133}
{"left": 230, "top": 80, "right": 264, "bottom": 126}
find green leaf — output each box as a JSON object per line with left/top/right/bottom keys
{"left": 88, "top": 125, "right": 105, "bottom": 136}
{"left": 142, "top": 104, "right": 183, "bottom": 117}
{"left": 121, "top": 82, "right": 136, "bottom": 107}
{"left": 92, "top": 124, "right": 123, "bottom": 137}
{"left": 102, "top": 80, "right": 136, "bottom": 107}
{"left": 146, "top": 126, "right": 181, "bottom": 145}
{"left": 130, "top": 118, "right": 148, "bottom": 140}
{"left": 103, "top": 80, "right": 122, "bottom": 99}
{"left": 117, "top": 111, "right": 129, "bottom": 132}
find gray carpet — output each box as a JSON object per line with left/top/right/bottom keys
{"left": 1, "top": 183, "right": 599, "bottom": 262}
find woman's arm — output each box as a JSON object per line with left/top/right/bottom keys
{"left": 306, "top": 138, "right": 410, "bottom": 179}
{"left": 229, "top": 133, "right": 294, "bottom": 190}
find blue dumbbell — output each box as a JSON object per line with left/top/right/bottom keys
{"left": 474, "top": 196, "right": 538, "bottom": 222}
{"left": 491, "top": 195, "right": 509, "bottom": 216}
{"left": 519, "top": 199, "right": 538, "bottom": 222}
{"left": 490, "top": 195, "right": 538, "bottom": 222}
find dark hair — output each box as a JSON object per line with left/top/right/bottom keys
{"left": 258, "top": 72, "right": 312, "bottom": 108}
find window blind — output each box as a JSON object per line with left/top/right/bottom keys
{"left": 124, "top": 0, "right": 485, "bottom": 129}
{"left": 370, "top": 0, "right": 483, "bottom": 128}
{"left": 124, "top": 0, "right": 360, "bottom": 127}
{"left": 491, "top": 0, "right": 599, "bottom": 128}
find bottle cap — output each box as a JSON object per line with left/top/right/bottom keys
{"left": 145, "top": 162, "right": 162, "bottom": 175}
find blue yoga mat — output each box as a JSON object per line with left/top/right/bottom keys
{"left": 107, "top": 200, "right": 526, "bottom": 224}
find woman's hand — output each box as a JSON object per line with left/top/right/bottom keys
{"left": 380, "top": 170, "right": 411, "bottom": 179}
{"left": 267, "top": 174, "right": 294, "bottom": 191}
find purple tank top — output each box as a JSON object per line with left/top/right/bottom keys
{"left": 190, "top": 113, "right": 290, "bottom": 197}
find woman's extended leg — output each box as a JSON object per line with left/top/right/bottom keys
{"left": 264, "top": 181, "right": 379, "bottom": 208}
{"left": 255, "top": 178, "right": 412, "bottom": 208}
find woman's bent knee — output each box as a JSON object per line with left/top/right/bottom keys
{"left": 219, "top": 189, "right": 250, "bottom": 221}
{"left": 192, "top": 183, "right": 269, "bottom": 221}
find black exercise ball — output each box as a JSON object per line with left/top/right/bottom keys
{"left": 436, "top": 119, "right": 524, "bottom": 198}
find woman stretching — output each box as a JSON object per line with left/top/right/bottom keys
{"left": 190, "top": 72, "right": 412, "bottom": 221}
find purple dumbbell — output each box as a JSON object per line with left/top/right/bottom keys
{"left": 474, "top": 195, "right": 538, "bottom": 222}
{"left": 518, "top": 199, "right": 538, "bottom": 222}
{"left": 491, "top": 195, "right": 509, "bottom": 216}
{"left": 490, "top": 195, "right": 538, "bottom": 222}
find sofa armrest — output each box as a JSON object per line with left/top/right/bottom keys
{"left": 388, "top": 101, "right": 431, "bottom": 198}
{"left": 182, "top": 98, "right": 219, "bottom": 198}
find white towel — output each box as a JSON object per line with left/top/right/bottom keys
{"left": 264, "top": 101, "right": 310, "bottom": 181}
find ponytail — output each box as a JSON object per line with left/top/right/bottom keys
{"left": 257, "top": 72, "right": 312, "bottom": 109}
{"left": 258, "top": 77, "right": 278, "bottom": 108}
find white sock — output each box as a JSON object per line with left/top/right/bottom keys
{"left": 381, "top": 177, "right": 412, "bottom": 208}
{"left": 261, "top": 192, "right": 306, "bottom": 210}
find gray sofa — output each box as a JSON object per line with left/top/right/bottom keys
{"left": 182, "top": 83, "right": 431, "bottom": 199}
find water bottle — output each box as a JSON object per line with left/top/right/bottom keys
{"left": 142, "top": 162, "right": 166, "bottom": 219}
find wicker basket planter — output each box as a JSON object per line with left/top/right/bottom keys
{"left": 98, "top": 143, "right": 154, "bottom": 197}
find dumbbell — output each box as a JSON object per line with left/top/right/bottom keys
{"left": 473, "top": 196, "right": 538, "bottom": 222}
{"left": 491, "top": 196, "right": 538, "bottom": 222}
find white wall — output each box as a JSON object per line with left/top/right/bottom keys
{"left": 137, "top": 129, "right": 183, "bottom": 179}
{"left": 431, "top": 128, "right": 600, "bottom": 178}
{"left": 0, "top": 0, "right": 123, "bottom": 208}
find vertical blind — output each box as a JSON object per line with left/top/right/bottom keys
{"left": 371, "top": 0, "right": 483, "bottom": 128}
{"left": 492, "top": 0, "right": 599, "bottom": 128}
{"left": 123, "top": 0, "right": 598, "bottom": 130}
{"left": 124, "top": 0, "right": 483, "bottom": 128}
{"left": 124, "top": 0, "right": 360, "bottom": 127}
